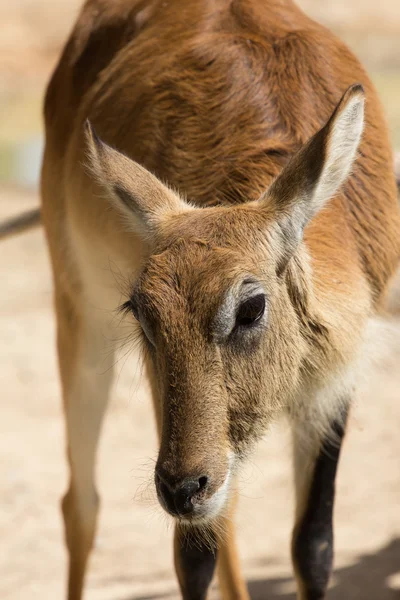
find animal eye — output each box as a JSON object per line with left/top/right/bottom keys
{"left": 235, "top": 294, "right": 266, "bottom": 328}
{"left": 119, "top": 298, "right": 140, "bottom": 321}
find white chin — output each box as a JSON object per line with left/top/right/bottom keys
{"left": 179, "top": 455, "right": 234, "bottom": 524}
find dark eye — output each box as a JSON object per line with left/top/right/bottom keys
{"left": 119, "top": 298, "right": 139, "bottom": 321}
{"left": 235, "top": 294, "right": 266, "bottom": 328}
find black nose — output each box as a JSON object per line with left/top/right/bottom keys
{"left": 155, "top": 469, "right": 209, "bottom": 516}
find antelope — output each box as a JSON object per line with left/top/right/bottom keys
{"left": 9, "top": 0, "right": 400, "bottom": 599}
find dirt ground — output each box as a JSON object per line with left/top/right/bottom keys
{"left": 1, "top": 1, "right": 400, "bottom": 599}
{"left": 1, "top": 184, "right": 400, "bottom": 600}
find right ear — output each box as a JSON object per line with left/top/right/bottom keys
{"left": 85, "top": 121, "right": 188, "bottom": 235}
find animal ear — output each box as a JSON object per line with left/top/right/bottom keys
{"left": 260, "top": 84, "right": 365, "bottom": 268}
{"left": 85, "top": 121, "right": 187, "bottom": 234}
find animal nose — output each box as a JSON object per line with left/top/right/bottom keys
{"left": 155, "top": 469, "right": 209, "bottom": 516}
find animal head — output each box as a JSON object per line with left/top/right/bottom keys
{"left": 87, "top": 84, "right": 364, "bottom": 523}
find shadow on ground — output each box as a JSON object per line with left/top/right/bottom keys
{"left": 123, "top": 538, "right": 400, "bottom": 600}
{"left": 248, "top": 538, "right": 400, "bottom": 600}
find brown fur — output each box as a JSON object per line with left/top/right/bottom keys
{"left": 41, "top": 1, "right": 400, "bottom": 599}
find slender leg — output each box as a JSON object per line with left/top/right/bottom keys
{"left": 217, "top": 489, "right": 250, "bottom": 600}
{"left": 56, "top": 286, "right": 115, "bottom": 600}
{"left": 173, "top": 486, "right": 249, "bottom": 600}
{"left": 291, "top": 410, "right": 348, "bottom": 600}
{"left": 174, "top": 525, "right": 217, "bottom": 600}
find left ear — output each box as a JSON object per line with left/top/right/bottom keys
{"left": 260, "top": 84, "right": 365, "bottom": 263}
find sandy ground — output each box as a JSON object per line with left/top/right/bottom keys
{"left": 1, "top": 187, "right": 400, "bottom": 600}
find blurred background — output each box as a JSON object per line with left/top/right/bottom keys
{"left": 1, "top": 2, "right": 399, "bottom": 600}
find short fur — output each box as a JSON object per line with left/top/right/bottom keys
{"left": 40, "top": 1, "right": 400, "bottom": 600}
